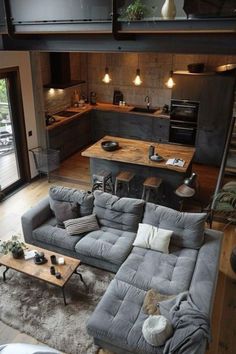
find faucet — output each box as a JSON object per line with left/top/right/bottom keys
{"left": 145, "top": 96, "right": 150, "bottom": 110}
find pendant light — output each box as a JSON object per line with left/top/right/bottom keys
{"left": 133, "top": 54, "right": 142, "bottom": 86}
{"left": 165, "top": 55, "right": 175, "bottom": 89}
{"left": 102, "top": 67, "right": 112, "bottom": 84}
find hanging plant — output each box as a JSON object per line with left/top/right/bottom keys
{"left": 124, "top": 0, "right": 147, "bottom": 21}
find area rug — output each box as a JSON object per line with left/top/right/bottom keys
{"left": 0, "top": 264, "right": 114, "bottom": 354}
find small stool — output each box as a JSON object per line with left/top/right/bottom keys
{"left": 92, "top": 170, "right": 113, "bottom": 193}
{"left": 115, "top": 171, "right": 135, "bottom": 196}
{"left": 142, "top": 177, "right": 162, "bottom": 201}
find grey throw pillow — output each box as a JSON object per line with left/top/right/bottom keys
{"left": 49, "top": 198, "right": 79, "bottom": 228}
{"left": 64, "top": 214, "right": 99, "bottom": 235}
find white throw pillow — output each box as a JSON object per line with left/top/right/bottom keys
{"left": 133, "top": 223, "right": 173, "bottom": 253}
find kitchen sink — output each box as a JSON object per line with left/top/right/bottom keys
{"left": 131, "top": 107, "right": 157, "bottom": 114}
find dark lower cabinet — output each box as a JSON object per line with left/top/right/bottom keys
{"left": 152, "top": 117, "right": 170, "bottom": 142}
{"left": 92, "top": 110, "right": 120, "bottom": 142}
{"left": 118, "top": 113, "right": 153, "bottom": 141}
{"left": 48, "top": 111, "right": 91, "bottom": 160}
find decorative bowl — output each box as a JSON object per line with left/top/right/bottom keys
{"left": 187, "top": 63, "right": 205, "bottom": 73}
{"left": 101, "top": 141, "right": 119, "bottom": 151}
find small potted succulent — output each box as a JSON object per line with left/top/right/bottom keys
{"left": 124, "top": 0, "right": 147, "bottom": 21}
{"left": 0, "top": 235, "right": 26, "bottom": 259}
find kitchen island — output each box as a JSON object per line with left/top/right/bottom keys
{"left": 82, "top": 136, "right": 195, "bottom": 205}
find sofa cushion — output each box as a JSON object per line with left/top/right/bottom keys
{"left": 93, "top": 190, "right": 145, "bottom": 232}
{"left": 142, "top": 203, "right": 207, "bottom": 249}
{"left": 133, "top": 223, "right": 173, "bottom": 254}
{"left": 49, "top": 199, "right": 79, "bottom": 227}
{"left": 64, "top": 214, "right": 99, "bottom": 235}
{"left": 87, "top": 278, "right": 163, "bottom": 354}
{"left": 32, "top": 219, "right": 83, "bottom": 251}
{"left": 49, "top": 185, "right": 94, "bottom": 216}
{"left": 116, "top": 246, "right": 198, "bottom": 295}
{"left": 75, "top": 226, "right": 136, "bottom": 265}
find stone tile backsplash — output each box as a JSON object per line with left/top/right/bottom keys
{"left": 42, "top": 52, "right": 236, "bottom": 112}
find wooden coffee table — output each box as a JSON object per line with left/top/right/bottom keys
{"left": 0, "top": 244, "right": 85, "bottom": 305}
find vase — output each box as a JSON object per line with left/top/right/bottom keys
{"left": 161, "top": 0, "right": 176, "bottom": 20}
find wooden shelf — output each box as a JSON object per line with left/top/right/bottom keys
{"left": 174, "top": 70, "right": 216, "bottom": 76}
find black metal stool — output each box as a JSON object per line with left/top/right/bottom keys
{"left": 92, "top": 170, "right": 113, "bottom": 193}
{"left": 142, "top": 177, "right": 162, "bottom": 201}
{"left": 114, "top": 171, "right": 135, "bottom": 196}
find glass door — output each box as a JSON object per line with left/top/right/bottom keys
{"left": 0, "top": 69, "right": 29, "bottom": 195}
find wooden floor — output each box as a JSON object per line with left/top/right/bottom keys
{"left": 0, "top": 151, "right": 235, "bottom": 354}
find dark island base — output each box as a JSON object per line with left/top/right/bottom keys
{"left": 90, "top": 158, "right": 192, "bottom": 209}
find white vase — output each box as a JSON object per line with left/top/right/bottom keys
{"left": 161, "top": 0, "right": 176, "bottom": 20}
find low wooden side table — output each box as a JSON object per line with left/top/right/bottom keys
{"left": 0, "top": 244, "right": 86, "bottom": 305}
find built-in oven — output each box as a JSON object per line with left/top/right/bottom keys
{"left": 169, "top": 99, "right": 199, "bottom": 146}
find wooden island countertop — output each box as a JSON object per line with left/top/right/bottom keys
{"left": 82, "top": 136, "right": 195, "bottom": 174}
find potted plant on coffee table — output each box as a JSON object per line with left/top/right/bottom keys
{"left": 0, "top": 235, "right": 26, "bottom": 259}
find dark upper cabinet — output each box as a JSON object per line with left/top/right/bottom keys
{"left": 172, "top": 74, "right": 203, "bottom": 101}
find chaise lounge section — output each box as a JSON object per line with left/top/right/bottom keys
{"left": 21, "top": 186, "right": 223, "bottom": 354}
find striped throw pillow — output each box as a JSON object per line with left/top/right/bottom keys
{"left": 64, "top": 214, "right": 99, "bottom": 236}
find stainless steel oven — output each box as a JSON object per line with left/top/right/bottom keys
{"left": 169, "top": 99, "right": 199, "bottom": 146}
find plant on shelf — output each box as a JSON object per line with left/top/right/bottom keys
{"left": 124, "top": 0, "right": 147, "bottom": 21}
{"left": 0, "top": 235, "right": 26, "bottom": 259}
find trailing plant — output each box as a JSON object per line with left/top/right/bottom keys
{"left": 0, "top": 235, "right": 26, "bottom": 255}
{"left": 124, "top": 0, "right": 147, "bottom": 21}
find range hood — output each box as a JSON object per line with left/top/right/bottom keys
{"left": 44, "top": 53, "right": 85, "bottom": 89}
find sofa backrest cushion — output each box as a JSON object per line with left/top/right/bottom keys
{"left": 49, "top": 186, "right": 94, "bottom": 220}
{"left": 142, "top": 202, "right": 207, "bottom": 249}
{"left": 93, "top": 190, "right": 145, "bottom": 232}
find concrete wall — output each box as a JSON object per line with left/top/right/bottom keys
{"left": 0, "top": 51, "right": 38, "bottom": 177}
{"left": 42, "top": 52, "right": 236, "bottom": 111}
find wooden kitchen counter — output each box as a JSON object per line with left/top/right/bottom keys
{"left": 46, "top": 103, "right": 170, "bottom": 131}
{"left": 82, "top": 136, "right": 195, "bottom": 174}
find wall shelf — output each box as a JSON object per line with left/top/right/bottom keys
{"left": 174, "top": 70, "right": 216, "bottom": 76}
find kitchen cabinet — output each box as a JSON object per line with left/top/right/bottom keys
{"left": 172, "top": 73, "right": 235, "bottom": 166}
{"left": 92, "top": 110, "right": 169, "bottom": 142}
{"left": 92, "top": 110, "right": 120, "bottom": 142}
{"left": 48, "top": 109, "right": 171, "bottom": 161}
{"left": 196, "top": 75, "right": 235, "bottom": 165}
{"left": 48, "top": 111, "right": 92, "bottom": 160}
{"left": 152, "top": 117, "right": 170, "bottom": 143}
{"left": 118, "top": 113, "right": 153, "bottom": 141}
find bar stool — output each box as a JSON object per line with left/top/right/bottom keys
{"left": 142, "top": 177, "right": 162, "bottom": 201}
{"left": 114, "top": 171, "right": 135, "bottom": 196}
{"left": 92, "top": 170, "right": 113, "bottom": 193}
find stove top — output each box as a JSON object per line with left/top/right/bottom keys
{"left": 54, "top": 110, "right": 77, "bottom": 118}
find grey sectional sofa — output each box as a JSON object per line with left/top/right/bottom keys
{"left": 21, "top": 186, "right": 223, "bottom": 354}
